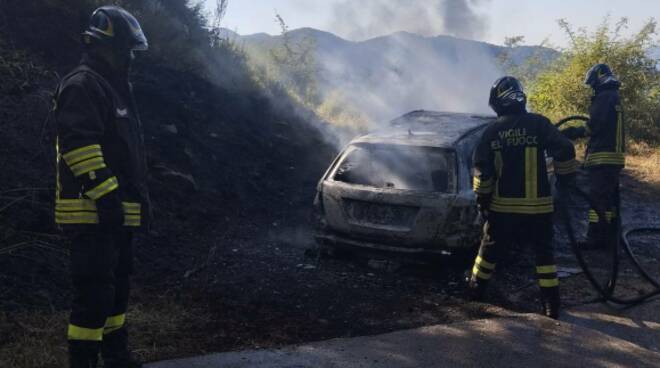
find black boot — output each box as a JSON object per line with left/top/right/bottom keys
{"left": 101, "top": 329, "right": 143, "bottom": 368}
{"left": 69, "top": 341, "right": 100, "bottom": 368}
{"left": 465, "top": 274, "right": 489, "bottom": 302}
{"left": 540, "top": 287, "right": 561, "bottom": 319}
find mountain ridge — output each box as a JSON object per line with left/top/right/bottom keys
{"left": 222, "top": 27, "right": 556, "bottom": 51}
{"left": 225, "top": 27, "right": 559, "bottom": 124}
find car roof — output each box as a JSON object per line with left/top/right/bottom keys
{"left": 351, "top": 110, "right": 496, "bottom": 148}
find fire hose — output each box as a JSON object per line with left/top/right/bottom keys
{"left": 555, "top": 115, "right": 660, "bottom": 306}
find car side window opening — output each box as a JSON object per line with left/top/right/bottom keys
{"left": 333, "top": 144, "right": 454, "bottom": 192}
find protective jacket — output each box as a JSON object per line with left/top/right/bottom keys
{"left": 473, "top": 112, "right": 577, "bottom": 215}
{"left": 54, "top": 54, "right": 149, "bottom": 229}
{"left": 584, "top": 87, "right": 625, "bottom": 167}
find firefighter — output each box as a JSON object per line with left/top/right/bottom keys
{"left": 467, "top": 76, "right": 577, "bottom": 319}
{"left": 54, "top": 6, "right": 150, "bottom": 368}
{"left": 561, "top": 64, "right": 625, "bottom": 250}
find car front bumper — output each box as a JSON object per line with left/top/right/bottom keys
{"left": 314, "top": 232, "right": 455, "bottom": 256}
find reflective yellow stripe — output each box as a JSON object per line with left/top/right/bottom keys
{"left": 492, "top": 196, "right": 553, "bottom": 206}
{"left": 476, "top": 256, "right": 495, "bottom": 270}
{"left": 62, "top": 144, "right": 103, "bottom": 166}
{"left": 586, "top": 152, "right": 625, "bottom": 160}
{"left": 473, "top": 177, "right": 494, "bottom": 194}
{"left": 497, "top": 86, "right": 514, "bottom": 98}
{"left": 69, "top": 157, "right": 107, "bottom": 177}
{"left": 588, "top": 210, "right": 615, "bottom": 223}
{"left": 104, "top": 314, "right": 126, "bottom": 328}
{"left": 124, "top": 215, "right": 141, "bottom": 227}
{"left": 66, "top": 150, "right": 102, "bottom": 167}
{"left": 491, "top": 196, "right": 554, "bottom": 214}
{"left": 554, "top": 159, "right": 578, "bottom": 175}
{"left": 472, "top": 265, "right": 492, "bottom": 280}
{"left": 56, "top": 199, "right": 97, "bottom": 211}
{"left": 55, "top": 199, "right": 141, "bottom": 226}
{"left": 490, "top": 203, "right": 554, "bottom": 214}
{"left": 104, "top": 314, "right": 126, "bottom": 334}
{"left": 84, "top": 177, "right": 119, "bottom": 200}
{"left": 490, "top": 205, "right": 553, "bottom": 214}
{"left": 55, "top": 199, "right": 142, "bottom": 211}
{"left": 55, "top": 212, "right": 141, "bottom": 226}
{"left": 584, "top": 152, "right": 625, "bottom": 167}
{"left": 539, "top": 278, "right": 559, "bottom": 288}
{"left": 123, "top": 202, "right": 141, "bottom": 226}
{"left": 536, "top": 265, "right": 558, "bottom": 274}
{"left": 55, "top": 212, "right": 99, "bottom": 224}
{"left": 525, "top": 147, "right": 538, "bottom": 199}
{"left": 122, "top": 202, "right": 141, "bottom": 214}
{"left": 67, "top": 324, "right": 103, "bottom": 341}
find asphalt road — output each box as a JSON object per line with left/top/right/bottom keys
{"left": 147, "top": 300, "right": 660, "bottom": 368}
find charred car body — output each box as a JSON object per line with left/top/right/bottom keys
{"left": 314, "top": 111, "right": 496, "bottom": 256}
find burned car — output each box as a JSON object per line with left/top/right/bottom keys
{"left": 313, "top": 110, "right": 496, "bottom": 256}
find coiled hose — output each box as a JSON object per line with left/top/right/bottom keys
{"left": 555, "top": 116, "right": 660, "bottom": 306}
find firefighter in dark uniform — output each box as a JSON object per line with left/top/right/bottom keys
{"left": 54, "top": 6, "right": 150, "bottom": 368}
{"left": 561, "top": 64, "right": 625, "bottom": 250}
{"left": 467, "top": 77, "right": 577, "bottom": 319}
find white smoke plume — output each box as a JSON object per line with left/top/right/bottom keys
{"left": 329, "top": 0, "right": 489, "bottom": 41}
{"left": 315, "top": 0, "right": 500, "bottom": 133}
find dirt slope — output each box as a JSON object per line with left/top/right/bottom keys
{"left": 0, "top": 1, "right": 336, "bottom": 311}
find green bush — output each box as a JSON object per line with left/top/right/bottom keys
{"left": 528, "top": 18, "right": 660, "bottom": 142}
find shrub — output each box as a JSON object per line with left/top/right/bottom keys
{"left": 528, "top": 18, "right": 660, "bottom": 142}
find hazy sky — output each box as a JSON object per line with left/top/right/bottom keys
{"left": 203, "top": 0, "right": 658, "bottom": 47}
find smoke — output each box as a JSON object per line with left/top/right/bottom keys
{"left": 441, "top": 0, "right": 488, "bottom": 39}
{"left": 239, "top": 0, "right": 503, "bottom": 147}
{"left": 329, "top": 0, "right": 489, "bottom": 41}
{"left": 308, "top": 0, "right": 500, "bottom": 137}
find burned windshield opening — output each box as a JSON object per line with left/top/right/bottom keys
{"left": 333, "top": 144, "right": 456, "bottom": 192}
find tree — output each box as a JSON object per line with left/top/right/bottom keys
{"left": 497, "top": 36, "right": 526, "bottom": 74}
{"left": 528, "top": 18, "right": 660, "bottom": 141}
{"left": 269, "top": 13, "right": 319, "bottom": 107}
{"left": 497, "top": 36, "right": 556, "bottom": 88}
{"left": 210, "top": 0, "right": 230, "bottom": 47}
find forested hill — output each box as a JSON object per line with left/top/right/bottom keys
{"left": 226, "top": 27, "right": 559, "bottom": 68}
{"left": 224, "top": 27, "right": 559, "bottom": 122}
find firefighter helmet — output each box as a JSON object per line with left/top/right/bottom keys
{"left": 489, "top": 76, "right": 527, "bottom": 116}
{"left": 82, "top": 6, "right": 148, "bottom": 51}
{"left": 584, "top": 63, "right": 619, "bottom": 90}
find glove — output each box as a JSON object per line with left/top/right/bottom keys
{"left": 95, "top": 191, "right": 125, "bottom": 228}
{"left": 560, "top": 126, "right": 586, "bottom": 140}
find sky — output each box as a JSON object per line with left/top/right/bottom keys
{"left": 203, "top": 0, "right": 658, "bottom": 47}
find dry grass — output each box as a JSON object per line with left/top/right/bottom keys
{"left": 0, "top": 289, "right": 214, "bottom": 368}
{"left": 0, "top": 311, "right": 67, "bottom": 368}
{"left": 128, "top": 290, "right": 214, "bottom": 363}
{"left": 625, "top": 142, "right": 660, "bottom": 189}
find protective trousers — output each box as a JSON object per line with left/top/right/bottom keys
{"left": 67, "top": 229, "right": 133, "bottom": 367}
{"left": 469, "top": 213, "right": 560, "bottom": 317}
{"left": 586, "top": 166, "right": 621, "bottom": 249}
